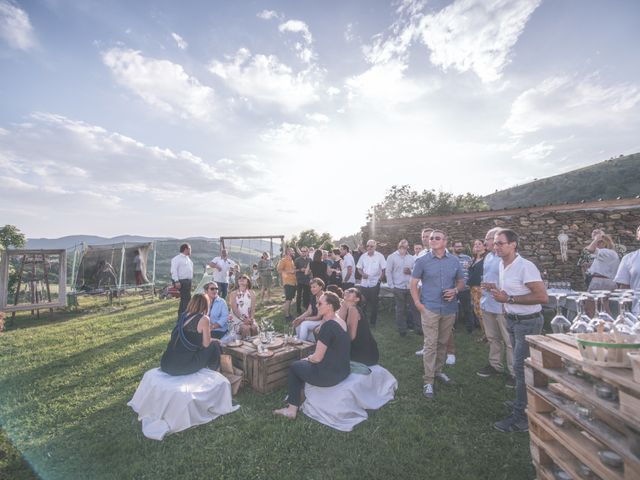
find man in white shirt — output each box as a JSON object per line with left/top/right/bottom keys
{"left": 208, "top": 248, "right": 236, "bottom": 299}
{"left": 477, "top": 227, "right": 515, "bottom": 385}
{"left": 615, "top": 224, "right": 640, "bottom": 315}
{"left": 170, "top": 243, "right": 194, "bottom": 317}
{"left": 386, "top": 239, "right": 416, "bottom": 336}
{"left": 340, "top": 244, "right": 356, "bottom": 289}
{"left": 356, "top": 239, "right": 386, "bottom": 327}
{"left": 490, "top": 229, "right": 548, "bottom": 433}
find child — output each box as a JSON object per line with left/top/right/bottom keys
{"left": 251, "top": 263, "right": 260, "bottom": 289}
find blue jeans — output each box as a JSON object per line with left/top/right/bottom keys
{"left": 506, "top": 314, "right": 544, "bottom": 420}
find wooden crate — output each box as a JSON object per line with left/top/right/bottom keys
{"left": 525, "top": 334, "right": 640, "bottom": 480}
{"left": 223, "top": 338, "right": 314, "bottom": 394}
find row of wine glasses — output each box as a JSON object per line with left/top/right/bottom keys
{"left": 550, "top": 289, "right": 639, "bottom": 335}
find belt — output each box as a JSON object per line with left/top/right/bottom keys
{"left": 505, "top": 312, "right": 541, "bottom": 321}
{"left": 590, "top": 273, "right": 608, "bottom": 279}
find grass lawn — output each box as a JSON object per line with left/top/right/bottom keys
{"left": 0, "top": 290, "right": 536, "bottom": 480}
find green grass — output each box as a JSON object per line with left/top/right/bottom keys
{"left": 0, "top": 291, "right": 536, "bottom": 480}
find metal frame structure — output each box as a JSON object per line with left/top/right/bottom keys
{"left": 0, "top": 249, "right": 67, "bottom": 313}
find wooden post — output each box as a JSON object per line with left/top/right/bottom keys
{"left": 42, "top": 252, "right": 53, "bottom": 313}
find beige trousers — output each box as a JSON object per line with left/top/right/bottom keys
{"left": 482, "top": 311, "right": 513, "bottom": 375}
{"left": 421, "top": 309, "right": 456, "bottom": 384}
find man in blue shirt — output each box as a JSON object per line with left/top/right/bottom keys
{"left": 204, "top": 282, "right": 229, "bottom": 339}
{"left": 410, "top": 229, "right": 464, "bottom": 400}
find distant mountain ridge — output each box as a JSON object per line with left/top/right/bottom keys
{"left": 484, "top": 152, "right": 640, "bottom": 209}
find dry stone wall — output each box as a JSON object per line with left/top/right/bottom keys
{"left": 362, "top": 199, "right": 640, "bottom": 290}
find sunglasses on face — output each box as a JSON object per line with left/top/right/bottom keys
{"left": 494, "top": 241, "right": 510, "bottom": 246}
{"left": 208, "top": 287, "right": 219, "bottom": 291}
{"left": 429, "top": 236, "right": 443, "bottom": 241}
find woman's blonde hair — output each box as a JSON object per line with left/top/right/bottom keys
{"left": 599, "top": 234, "right": 615, "bottom": 250}
{"left": 185, "top": 293, "right": 209, "bottom": 315}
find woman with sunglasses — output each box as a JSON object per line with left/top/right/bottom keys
{"left": 339, "top": 288, "right": 379, "bottom": 366}
{"left": 230, "top": 274, "right": 258, "bottom": 337}
{"left": 160, "top": 293, "right": 221, "bottom": 375}
{"left": 274, "top": 291, "right": 350, "bottom": 419}
{"left": 204, "top": 282, "right": 229, "bottom": 339}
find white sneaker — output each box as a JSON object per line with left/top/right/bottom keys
{"left": 446, "top": 354, "right": 456, "bottom": 365}
{"left": 415, "top": 348, "right": 425, "bottom": 356}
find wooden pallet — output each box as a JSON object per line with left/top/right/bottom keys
{"left": 223, "top": 337, "right": 314, "bottom": 393}
{"left": 526, "top": 334, "right": 640, "bottom": 480}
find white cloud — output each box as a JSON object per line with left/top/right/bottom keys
{"left": 0, "top": 112, "right": 270, "bottom": 200}
{"left": 346, "top": 59, "right": 435, "bottom": 105}
{"left": 102, "top": 48, "right": 215, "bottom": 122}
{"left": 278, "top": 20, "right": 312, "bottom": 44}
{"left": 257, "top": 10, "right": 280, "bottom": 20}
{"left": 209, "top": 48, "right": 320, "bottom": 112}
{"left": 0, "top": 0, "right": 36, "bottom": 50}
{"left": 344, "top": 23, "right": 357, "bottom": 43}
{"left": 306, "top": 113, "right": 329, "bottom": 124}
{"left": 512, "top": 141, "right": 555, "bottom": 162}
{"left": 171, "top": 32, "right": 188, "bottom": 50}
{"left": 278, "top": 19, "right": 315, "bottom": 64}
{"left": 259, "top": 122, "right": 321, "bottom": 145}
{"left": 418, "top": 0, "right": 541, "bottom": 82}
{"left": 505, "top": 75, "right": 640, "bottom": 135}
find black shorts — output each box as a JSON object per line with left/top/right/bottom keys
{"left": 284, "top": 284, "right": 296, "bottom": 301}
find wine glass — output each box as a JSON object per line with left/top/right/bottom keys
{"left": 569, "top": 295, "right": 594, "bottom": 333}
{"left": 550, "top": 292, "right": 571, "bottom": 333}
{"left": 612, "top": 296, "right": 634, "bottom": 334}
{"left": 591, "top": 292, "right": 614, "bottom": 332}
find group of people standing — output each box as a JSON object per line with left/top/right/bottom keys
{"left": 161, "top": 222, "right": 640, "bottom": 433}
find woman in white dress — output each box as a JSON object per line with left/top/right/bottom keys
{"left": 229, "top": 274, "right": 258, "bottom": 337}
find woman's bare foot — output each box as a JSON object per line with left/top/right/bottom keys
{"left": 273, "top": 407, "right": 297, "bottom": 419}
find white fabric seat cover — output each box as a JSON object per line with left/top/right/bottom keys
{"left": 301, "top": 365, "right": 397, "bottom": 432}
{"left": 128, "top": 367, "right": 239, "bottom": 440}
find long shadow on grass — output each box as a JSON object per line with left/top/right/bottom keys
{"left": 0, "top": 321, "right": 172, "bottom": 401}
{"left": 5, "top": 300, "right": 174, "bottom": 333}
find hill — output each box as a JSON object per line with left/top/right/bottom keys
{"left": 484, "top": 152, "right": 640, "bottom": 209}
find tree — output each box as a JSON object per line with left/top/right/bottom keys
{"left": 287, "top": 229, "right": 333, "bottom": 251}
{"left": 0, "top": 225, "right": 26, "bottom": 250}
{"left": 367, "top": 185, "right": 489, "bottom": 220}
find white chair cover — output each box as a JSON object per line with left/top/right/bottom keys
{"left": 301, "top": 365, "right": 397, "bottom": 432}
{"left": 128, "top": 368, "right": 239, "bottom": 440}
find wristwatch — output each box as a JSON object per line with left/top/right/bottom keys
{"left": 507, "top": 295, "right": 515, "bottom": 304}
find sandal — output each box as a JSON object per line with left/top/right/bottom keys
{"left": 273, "top": 408, "right": 297, "bottom": 419}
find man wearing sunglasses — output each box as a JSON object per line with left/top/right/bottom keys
{"left": 489, "top": 229, "right": 547, "bottom": 433}
{"left": 410, "top": 230, "right": 464, "bottom": 400}
{"left": 204, "top": 282, "right": 229, "bottom": 339}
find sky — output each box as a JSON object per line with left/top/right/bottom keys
{"left": 1, "top": 0, "right": 640, "bottom": 240}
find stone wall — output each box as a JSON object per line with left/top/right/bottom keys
{"left": 361, "top": 198, "right": 640, "bottom": 290}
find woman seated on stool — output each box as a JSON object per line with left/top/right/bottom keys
{"left": 160, "top": 293, "right": 221, "bottom": 375}
{"left": 292, "top": 278, "right": 325, "bottom": 342}
{"left": 204, "top": 281, "right": 229, "bottom": 339}
{"left": 230, "top": 274, "right": 258, "bottom": 337}
{"left": 274, "top": 292, "right": 350, "bottom": 419}
{"left": 340, "top": 288, "right": 379, "bottom": 366}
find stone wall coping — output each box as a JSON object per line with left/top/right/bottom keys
{"left": 367, "top": 197, "right": 640, "bottom": 227}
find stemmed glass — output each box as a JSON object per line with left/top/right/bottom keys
{"left": 590, "top": 292, "right": 614, "bottom": 332}
{"left": 612, "top": 296, "right": 634, "bottom": 335}
{"left": 569, "top": 294, "right": 594, "bottom": 333}
{"left": 550, "top": 292, "right": 571, "bottom": 334}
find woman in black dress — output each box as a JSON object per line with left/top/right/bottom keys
{"left": 160, "top": 294, "right": 221, "bottom": 376}
{"left": 308, "top": 249, "right": 328, "bottom": 285}
{"left": 274, "top": 292, "right": 350, "bottom": 419}
{"left": 468, "top": 239, "right": 486, "bottom": 341}
{"left": 339, "top": 287, "right": 379, "bottom": 366}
